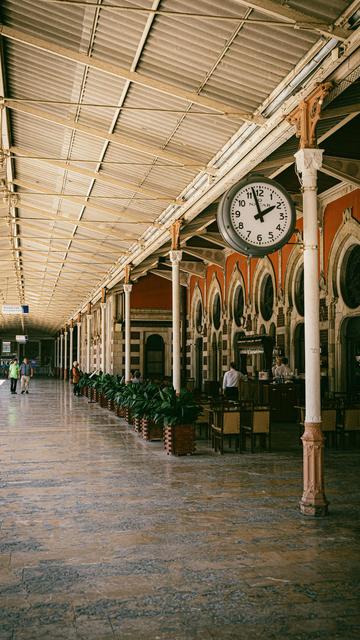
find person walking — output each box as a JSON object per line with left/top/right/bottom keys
{"left": 20, "top": 357, "right": 33, "bottom": 394}
{"left": 71, "top": 361, "right": 81, "bottom": 396}
{"left": 222, "top": 362, "right": 245, "bottom": 400}
{"left": 9, "top": 358, "right": 20, "bottom": 394}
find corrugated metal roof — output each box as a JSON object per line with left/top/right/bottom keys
{"left": 0, "top": 0, "right": 357, "bottom": 332}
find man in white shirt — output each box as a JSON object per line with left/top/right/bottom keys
{"left": 272, "top": 357, "right": 293, "bottom": 380}
{"left": 222, "top": 362, "right": 245, "bottom": 400}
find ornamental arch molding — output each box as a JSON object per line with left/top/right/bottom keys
{"left": 327, "top": 218, "right": 360, "bottom": 391}
{"left": 228, "top": 264, "right": 247, "bottom": 359}
{"left": 252, "top": 257, "right": 276, "bottom": 331}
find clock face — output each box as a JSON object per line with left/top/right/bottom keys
{"left": 217, "top": 176, "right": 296, "bottom": 256}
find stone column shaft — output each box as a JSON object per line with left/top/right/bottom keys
{"left": 64, "top": 331, "right": 68, "bottom": 380}
{"left": 295, "top": 148, "right": 328, "bottom": 517}
{"left": 69, "top": 326, "right": 74, "bottom": 376}
{"left": 170, "top": 250, "right": 182, "bottom": 394}
{"left": 101, "top": 302, "right": 106, "bottom": 373}
{"left": 123, "top": 285, "right": 133, "bottom": 383}
{"left": 60, "top": 333, "right": 64, "bottom": 378}
{"left": 77, "top": 322, "right": 81, "bottom": 367}
{"left": 86, "top": 315, "right": 92, "bottom": 372}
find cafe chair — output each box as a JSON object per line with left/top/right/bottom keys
{"left": 211, "top": 409, "right": 241, "bottom": 454}
{"left": 195, "top": 404, "right": 211, "bottom": 440}
{"left": 338, "top": 407, "right": 360, "bottom": 447}
{"left": 240, "top": 406, "right": 271, "bottom": 453}
{"left": 321, "top": 408, "right": 337, "bottom": 447}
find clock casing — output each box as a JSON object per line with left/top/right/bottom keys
{"left": 217, "top": 176, "right": 296, "bottom": 257}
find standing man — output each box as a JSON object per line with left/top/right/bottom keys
{"left": 20, "top": 358, "right": 33, "bottom": 394}
{"left": 223, "top": 362, "right": 245, "bottom": 400}
{"left": 9, "top": 358, "right": 20, "bottom": 394}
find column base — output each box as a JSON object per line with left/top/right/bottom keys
{"left": 299, "top": 421, "right": 329, "bottom": 517}
{"left": 299, "top": 499, "right": 329, "bottom": 517}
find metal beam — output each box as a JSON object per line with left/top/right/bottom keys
{"left": 182, "top": 246, "right": 226, "bottom": 268}
{"left": 321, "top": 155, "right": 360, "bottom": 188}
{"left": 11, "top": 178, "right": 154, "bottom": 224}
{"left": 9, "top": 145, "right": 178, "bottom": 201}
{"left": 4, "top": 100, "right": 202, "bottom": 166}
{"left": 320, "top": 102, "right": 360, "bottom": 120}
{"left": 199, "top": 232, "right": 230, "bottom": 248}
{"left": 13, "top": 205, "right": 137, "bottom": 241}
{"left": 150, "top": 268, "right": 188, "bottom": 286}
{"left": 164, "top": 259, "right": 206, "bottom": 277}
{"left": 0, "top": 26, "right": 263, "bottom": 123}
{"left": 232, "top": 0, "right": 349, "bottom": 40}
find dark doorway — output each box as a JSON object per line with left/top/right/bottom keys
{"left": 195, "top": 337, "right": 203, "bottom": 391}
{"left": 145, "top": 334, "right": 165, "bottom": 379}
{"left": 294, "top": 323, "right": 305, "bottom": 374}
{"left": 342, "top": 317, "right": 360, "bottom": 398}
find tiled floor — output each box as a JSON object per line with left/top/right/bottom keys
{"left": 0, "top": 379, "right": 359, "bottom": 639}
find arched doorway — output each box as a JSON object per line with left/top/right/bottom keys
{"left": 341, "top": 317, "right": 360, "bottom": 398}
{"left": 145, "top": 334, "right": 165, "bottom": 379}
{"left": 294, "top": 323, "right": 305, "bottom": 374}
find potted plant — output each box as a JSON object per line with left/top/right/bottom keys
{"left": 154, "top": 387, "right": 201, "bottom": 455}
{"left": 133, "top": 383, "right": 163, "bottom": 441}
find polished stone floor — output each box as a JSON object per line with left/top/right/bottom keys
{"left": 0, "top": 379, "right": 359, "bottom": 640}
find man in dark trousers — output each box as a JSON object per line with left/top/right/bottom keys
{"left": 20, "top": 358, "right": 33, "bottom": 394}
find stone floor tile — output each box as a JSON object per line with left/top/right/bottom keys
{"left": 0, "top": 379, "right": 359, "bottom": 639}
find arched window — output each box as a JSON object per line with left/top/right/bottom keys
{"left": 195, "top": 337, "right": 203, "bottom": 390}
{"left": 195, "top": 300, "right": 203, "bottom": 333}
{"left": 145, "top": 334, "right": 164, "bottom": 378}
{"left": 295, "top": 265, "right": 304, "bottom": 316}
{"left": 269, "top": 323, "right": 276, "bottom": 340}
{"left": 260, "top": 274, "right": 274, "bottom": 321}
{"left": 341, "top": 244, "right": 360, "bottom": 309}
{"left": 212, "top": 293, "right": 221, "bottom": 330}
{"left": 233, "top": 285, "right": 245, "bottom": 327}
{"left": 294, "top": 323, "right": 305, "bottom": 374}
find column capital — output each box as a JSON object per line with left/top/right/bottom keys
{"left": 69, "top": 325, "right": 74, "bottom": 333}
{"left": 295, "top": 148, "right": 324, "bottom": 186}
{"left": 60, "top": 333, "right": 64, "bottom": 340}
{"left": 169, "top": 249, "right": 182, "bottom": 264}
{"left": 77, "top": 321, "right": 81, "bottom": 327}
{"left": 123, "top": 284, "right": 133, "bottom": 294}
{"left": 101, "top": 302, "right": 107, "bottom": 310}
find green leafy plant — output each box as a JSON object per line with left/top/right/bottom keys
{"left": 153, "top": 386, "right": 201, "bottom": 426}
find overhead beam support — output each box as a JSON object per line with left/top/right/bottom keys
{"left": 232, "top": 0, "right": 349, "bottom": 40}
{"left": 320, "top": 155, "right": 360, "bottom": 188}
{"left": 11, "top": 178, "right": 156, "bottom": 224}
{"left": 150, "top": 268, "right": 188, "bottom": 286}
{"left": 4, "top": 100, "right": 202, "bottom": 166}
{"left": 9, "top": 146, "right": 178, "bottom": 201}
{"left": 0, "top": 26, "right": 263, "bottom": 123}
{"left": 182, "top": 246, "right": 226, "bottom": 268}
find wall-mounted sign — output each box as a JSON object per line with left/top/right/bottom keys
{"left": 217, "top": 176, "right": 296, "bottom": 257}
{"left": 2, "top": 304, "right": 29, "bottom": 315}
{"left": 1, "top": 341, "right": 11, "bottom": 354}
{"left": 15, "top": 335, "right": 28, "bottom": 343}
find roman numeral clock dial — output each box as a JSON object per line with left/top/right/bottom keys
{"left": 217, "top": 177, "right": 296, "bottom": 257}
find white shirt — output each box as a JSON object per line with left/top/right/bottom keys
{"left": 272, "top": 364, "right": 293, "bottom": 379}
{"left": 223, "top": 368, "right": 243, "bottom": 389}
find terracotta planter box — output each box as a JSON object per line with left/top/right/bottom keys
{"left": 82, "top": 386, "right": 88, "bottom": 397}
{"left": 133, "top": 416, "right": 142, "bottom": 433}
{"left": 108, "top": 399, "right": 114, "bottom": 412}
{"left": 142, "top": 418, "right": 163, "bottom": 441}
{"left": 91, "top": 388, "right": 98, "bottom": 403}
{"left": 164, "top": 424, "right": 196, "bottom": 456}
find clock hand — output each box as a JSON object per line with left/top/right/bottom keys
{"left": 254, "top": 205, "right": 276, "bottom": 221}
{"left": 251, "top": 187, "right": 262, "bottom": 217}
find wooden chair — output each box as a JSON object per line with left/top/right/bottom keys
{"left": 211, "top": 409, "right": 240, "bottom": 454}
{"left": 240, "top": 406, "right": 271, "bottom": 453}
{"left": 195, "top": 404, "right": 211, "bottom": 440}
{"left": 321, "top": 408, "right": 337, "bottom": 447}
{"left": 339, "top": 407, "right": 360, "bottom": 447}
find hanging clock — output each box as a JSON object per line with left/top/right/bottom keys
{"left": 217, "top": 175, "right": 296, "bottom": 257}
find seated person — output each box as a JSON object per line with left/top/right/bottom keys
{"left": 272, "top": 356, "right": 293, "bottom": 380}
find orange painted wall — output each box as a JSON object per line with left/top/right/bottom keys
{"left": 131, "top": 273, "right": 172, "bottom": 309}
{"left": 324, "top": 189, "right": 360, "bottom": 276}
{"left": 206, "top": 265, "right": 225, "bottom": 305}
{"left": 225, "top": 253, "right": 248, "bottom": 298}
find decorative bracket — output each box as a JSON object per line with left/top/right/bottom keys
{"left": 287, "top": 83, "right": 333, "bottom": 149}
{"left": 170, "top": 220, "right": 182, "bottom": 250}
{"left": 124, "top": 264, "right": 132, "bottom": 284}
